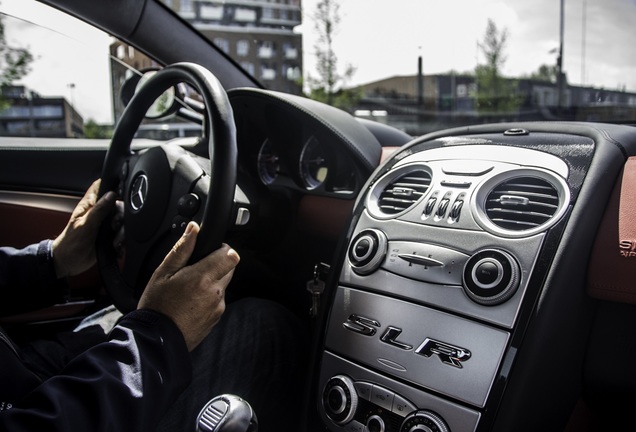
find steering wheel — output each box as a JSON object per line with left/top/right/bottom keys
{"left": 96, "top": 63, "right": 237, "bottom": 313}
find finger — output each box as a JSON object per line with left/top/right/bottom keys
{"left": 83, "top": 191, "right": 117, "bottom": 229}
{"left": 81, "top": 179, "right": 102, "bottom": 208}
{"left": 72, "top": 179, "right": 107, "bottom": 217}
{"left": 192, "top": 243, "right": 240, "bottom": 282}
{"left": 158, "top": 222, "right": 200, "bottom": 275}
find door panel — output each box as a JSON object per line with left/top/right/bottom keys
{"left": 0, "top": 138, "right": 110, "bottom": 324}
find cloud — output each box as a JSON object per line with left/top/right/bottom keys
{"left": 303, "top": 0, "right": 636, "bottom": 91}
{"left": 2, "top": 0, "right": 114, "bottom": 123}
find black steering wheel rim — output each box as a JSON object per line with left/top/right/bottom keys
{"left": 97, "top": 62, "right": 237, "bottom": 312}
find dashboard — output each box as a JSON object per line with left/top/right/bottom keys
{"left": 306, "top": 122, "right": 636, "bottom": 432}
{"left": 229, "top": 88, "right": 385, "bottom": 200}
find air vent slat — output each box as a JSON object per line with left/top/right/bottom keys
{"left": 487, "top": 199, "right": 558, "bottom": 210}
{"left": 485, "top": 176, "right": 561, "bottom": 232}
{"left": 489, "top": 191, "right": 558, "bottom": 201}
{"left": 376, "top": 169, "right": 432, "bottom": 216}
{"left": 489, "top": 218, "right": 542, "bottom": 228}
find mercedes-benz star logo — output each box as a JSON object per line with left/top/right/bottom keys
{"left": 130, "top": 174, "right": 148, "bottom": 211}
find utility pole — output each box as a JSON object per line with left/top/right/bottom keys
{"left": 67, "top": 83, "right": 76, "bottom": 110}
{"left": 557, "top": 0, "right": 565, "bottom": 112}
{"left": 581, "top": 0, "right": 587, "bottom": 86}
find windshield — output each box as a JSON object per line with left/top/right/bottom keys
{"left": 1, "top": 0, "right": 635, "bottom": 139}
{"left": 160, "top": 0, "right": 636, "bottom": 135}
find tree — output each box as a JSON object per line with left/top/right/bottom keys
{"left": 530, "top": 64, "right": 558, "bottom": 83}
{"left": 83, "top": 119, "right": 112, "bottom": 139}
{"left": 306, "top": 0, "right": 359, "bottom": 111}
{"left": 0, "top": 14, "right": 34, "bottom": 109}
{"left": 474, "top": 19, "right": 520, "bottom": 113}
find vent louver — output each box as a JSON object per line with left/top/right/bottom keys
{"left": 485, "top": 176, "right": 560, "bottom": 231}
{"left": 377, "top": 170, "right": 432, "bottom": 215}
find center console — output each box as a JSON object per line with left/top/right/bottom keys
{"left": 313, "top": 130, "right": 595, "bottom": 432}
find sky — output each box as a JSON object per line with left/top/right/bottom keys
{"left": 298, "top": 0, "right": 636, "bottom": 91}
{"left": 1, "top": 0, "right": 636, "bottom": 124}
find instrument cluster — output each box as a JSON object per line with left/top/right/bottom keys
{"left": 229, "top": 88, "right": 383, "bottom": 199}
{"left": 256, "top": 134, "right": 331, "bottom": 190}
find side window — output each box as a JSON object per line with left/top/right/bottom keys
{"left": 0, "top": 0, "right": 113, "bottom": 138}
{"left": 0, "top": 0, "right": 115, "bottom": 139}
{"left": 0, "top": 0, "right": 201, "bottom": 142}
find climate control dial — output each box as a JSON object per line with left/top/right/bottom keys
{"left": 400, "top": 410, "right": 449, "bottom": 432}
{"left": 348, "top": 229, "right": 388, "bottom": 275}
{"left": 322, "top": 375, "right": 358, "bottom": 425}
{"left": 462, "top": 249, "right": 520, "bottom": 305}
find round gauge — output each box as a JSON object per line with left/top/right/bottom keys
{"left": 257, "top": 139, "right": 280, "bottom": 185}
{"left": 299, "top": 136, "right": 329, "bottom": 190}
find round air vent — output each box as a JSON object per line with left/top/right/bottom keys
{"left": 474, "top": 169, "right": 570, "bottom": 237}
{"left": 367, "top": 164, "right": 432, "bottom": 219}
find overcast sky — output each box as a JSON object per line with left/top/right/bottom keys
{"left": 1, "top": 0, "right": 635, "bottom": 124}
{"left": 299, "top": 0, "right": 636, "bottom": 91}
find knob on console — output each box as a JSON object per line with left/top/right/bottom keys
{"left": 348, "top": 229, "right": 388, "bottom": 275}
{"left": 462, "top": 249, "right": 520, "bottom": 305}
{"left": 322, "top": 375, "right": 359, "bottom": 425}
{"left": 400, "top": 410, "right": 449, "bottom": 432}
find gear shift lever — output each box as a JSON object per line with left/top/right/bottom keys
{"left": 196, "top": 394, "right": 258, "bottom": 432}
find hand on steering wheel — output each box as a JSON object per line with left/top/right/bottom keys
{"left": 96, "top": 63, "right": 238, "bottom": 312}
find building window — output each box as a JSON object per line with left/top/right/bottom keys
{"left": 262, "top": 7, "right": 274, "bottom": 19}
{"left": 180, "top": 0, "right": 193, "bottom": 13}
{"left": 260, "top": 64, "right": 276, "bottom": 80}
{"left": 283, "top": 42, "right": 297, "bottom": 59}
{"left": 283, "top": 65, "right": 301, "bottom": 81}
{"left": 6, "top": 121, "right": 30, "bottom": 135}
{"left": 33, "top": 105, "right": 64, "bottom": 118}
{"left": 0, "top": 106, "right": 30, "bottom": 118}
{"left": 235, "top": 8, "right": 256, "bottom": 22}
{"left": 37, "top": 120, "right": 65, "bottom": 132}
{"left": 200, "top": 4, "right": 223, "bottom": 20}
{"left": 214, "top": 38, "right": 229, "bottom": 53}
{"left": 237, "top": 40, "right": 250, "bottom": 57}
{"left": 240, "top": 62, "right": 255, "bottom": 76}
{"left": 258, "top": 41, "right": 275, "bottom": 58}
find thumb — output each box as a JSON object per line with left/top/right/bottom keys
{"left": 157, "top": 222, "right": 199, "bottom": 276}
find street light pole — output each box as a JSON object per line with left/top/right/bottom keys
{"left": 557, "top": 0, "right": 565, "bottom": 112}
{"left": 67, "top": 83, "right": 76, "bottom": 110}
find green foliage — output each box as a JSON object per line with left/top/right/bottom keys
{"left": 530, "top": 64, "right": 558, "bottom": 83}
{"left": 83, "top": 119, "right": 112, "bottom": 139}
{"left": 308, "top": 84, "right": 361, "bottom": 113}
{"left": 0, "top": 15, "right": 34, "bottom": 110}
{"left": 474, "top": 19, "right": 521, "bottom": 113}
{"left": 307, "top": 0, "right": 359, "bottom": 111}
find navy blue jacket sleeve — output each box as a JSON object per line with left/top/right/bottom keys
{"left": 0, "top": 240, "right": 67, "bottom": 317}
{"left": 0, "top": 309, "right": 192, "bottom": 432}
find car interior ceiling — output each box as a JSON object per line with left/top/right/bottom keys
{"left": 2, "top": 1, "right": 636, "bottom": 432}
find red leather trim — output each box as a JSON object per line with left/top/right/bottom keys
{"left": 588, "top": 157, "right": 636, "bottom": 304}
{"left": 0, "top": 203, "right": 69, "bottom": 249}
{"left": 0, "top": 201, "right": 103, "bottom": 323}
{"left": 298, "top": 196, "right": 354, "bottom": 240}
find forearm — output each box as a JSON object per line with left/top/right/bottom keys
{"left": 0, "top": 309, "right": 192, "bottom": 431}
{"left": 0, "top": 240, "right": 67, "bottom": 317}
